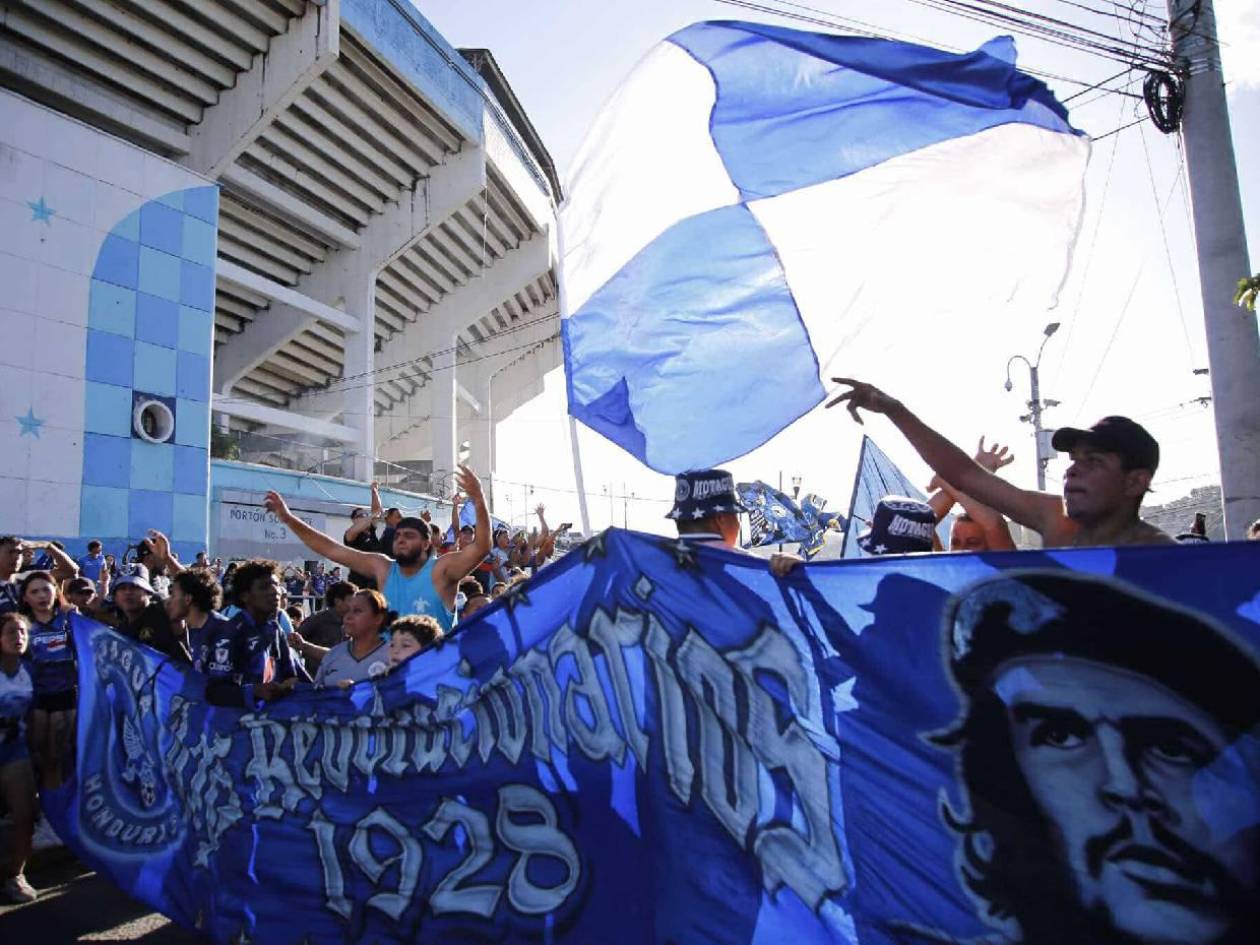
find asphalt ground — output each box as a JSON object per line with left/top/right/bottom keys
{"left": 0, "top": 848, "right": 202, "bottom": 942}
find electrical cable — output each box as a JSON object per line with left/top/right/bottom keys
{"left": 1091, "top": 115, "right": 1147, "bottom": 140}
{"left": 1136, "top": 120, "right": 1196, "bottom": 368}
{"left": 1142, "top": 69, "right": 1184, "bottom": 132}
{"left": 895, "top": 0, "right": 1171, "bottom": 68}
{"left": 1047, "top": 92, "right": 1128, "bottom": 394}
{"left": 709, "top": 0, "right": 1142, "bottom": 90}
{"left": 215, "top": 312, "right": 561, "bottom": 406}
{"left": 1072, "top": 263, "right": 1145, "bottom": 420}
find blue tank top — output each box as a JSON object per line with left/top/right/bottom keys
{"left": 382, "top": 557, "right": 453, "bottom": 632}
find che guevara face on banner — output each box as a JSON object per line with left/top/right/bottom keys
{"left": 927, "top": 572, "right": 1260, "bottom": 945}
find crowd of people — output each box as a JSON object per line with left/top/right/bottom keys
{"left": 2, "top": 393, "right": 1256, "bottom": 909}
{"left": 0, "top": 465, "right": 562, "bottom": 903}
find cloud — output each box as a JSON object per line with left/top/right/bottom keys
{"left": 1217, "top": 0, "right": 1260, "bottom": 91}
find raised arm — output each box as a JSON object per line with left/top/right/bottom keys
{"left": 448, "top": 492, "right": 462, "bottom": 539}
{"left": 434, "top": 467, "right": 492, "bottom": 596}
{"left": 146, "top": 529, "right": 184, "bottom": 576}
{"left": 828, "top": 379, "right": 1063, "bottom": 534}
{"left": 265, "top": 491, "right": 393, "bottom": 586}
{"left": 33, "top": 541, "right": 78, "bottom": 582}
{"left": 533, "top": 504, "right": 550, "bottom": 547}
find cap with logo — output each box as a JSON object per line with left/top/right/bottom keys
{"left": 666, "top": 469, "right": 747, "bottom": 521}
{"left": 857, "top": 497, "right": 936, "bottom": 555}
{"left": 112, "top": 563, "right": 155, "bottom": 595}
{"left": 1050, "top": 416, "right": 1159, "bottom": 472}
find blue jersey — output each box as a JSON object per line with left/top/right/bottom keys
{"left": 230, "top": 610, "right": 308, "bottom": 685}
{"left": 0, "top": 579, "right": 18, "bottom": 615}
{"left": 77, "top": 553, "right": 106, "bottom": 582}
{"left": 187, "top": 613, "right": 240, "bottom": 682}
{"left": 0, "top": 660, "right": 34, "bottom": 763}
{"left": 28, "top": 608, "right": 76, "bottom": 695}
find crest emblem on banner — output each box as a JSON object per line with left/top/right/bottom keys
{"left": 78, "top": 632, "right": 183, "bottom": 857}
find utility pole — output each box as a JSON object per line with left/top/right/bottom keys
{"left": 1005, "top": 323, "right": 1061, "bottom": 491}
{"left": 1166, "top": 0, "right": 1260, "bottom": 538}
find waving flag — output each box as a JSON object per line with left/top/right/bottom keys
{"left": 842, "top": 435, "right": 951, "bottom": 557}
{"left": 562, "top": 21, "right": 1088, "bottom": 473}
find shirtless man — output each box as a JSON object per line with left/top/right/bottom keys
{"left": 828, "top": 379, "right": 1174, "bottom": 547}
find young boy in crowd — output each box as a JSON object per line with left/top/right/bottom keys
{"left": 387, "top": 615, "right": 444, "bottom": 672}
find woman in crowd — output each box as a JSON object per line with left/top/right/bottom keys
{"left": 0, "top": 613, "right": 38, "bottom": 903}
{"left": 387, "top": 615, "right": 444, "bottom": 671}
{"left": 312, "top": 589, "right": 392, "bottom": 689}
{"left": 19, "top": 572, "right": 75, "bottom": 793}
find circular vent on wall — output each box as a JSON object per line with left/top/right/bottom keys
{"left": 133, "top": 398, "right": 175, "bottom": 444}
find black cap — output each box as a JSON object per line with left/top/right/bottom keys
{"left": 667, "top": 469, "right": 746, "bottom": 521}
{"left": 944, "top": 571, "right": 1260, "bottom": 734}
{"left": 1051, "top": 416, "right": 1159, "bottom": 472}
{"left": 857, "top": 497, "right": 936, "bottom": 555}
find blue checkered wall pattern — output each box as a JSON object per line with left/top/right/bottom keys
{"left": 81, "top": 186, "right": 218, "bottom": 562}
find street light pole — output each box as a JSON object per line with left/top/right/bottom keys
{"left": 1005, "top": 322, "right": 1061, "bottom": 492}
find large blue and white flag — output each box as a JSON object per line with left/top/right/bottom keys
{"left": 562, "top": 21, "right": 1089, "bottom": 473}
{"left": 46, "top": 537, "right": 1260, "bottom": 944}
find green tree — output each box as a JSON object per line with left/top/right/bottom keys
{"left": 1236, "top": 274, "right": 1260, "bottom": 312}
{"left": 211, "top": 426, "right": 240, "bottom": 460}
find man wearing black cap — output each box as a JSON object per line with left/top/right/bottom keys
{"left": 931, "top": 571, "right": 1259, "bottom": 945}
{"left": 827, "top": 379, "right": 1174, "bottom": 547}
{"left": 668, "top": 469, "right": 802, "bottom": 576}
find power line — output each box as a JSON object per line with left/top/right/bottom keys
{"left": 1091, "top": 114, "right": 1147, "bottom": 140}
{"left": 1072, "top": 263, "right": 1145, "bottom": 420}
{"left": 215, "top": 313, "right": 561, "bottom": 406}
{"left": 709, "top": 0, "right": 1145, "bottom": 90}
{"left": 893, "top": 0, "right": 1170, "bottom": 69}
{"left": 1048, "top": 0, "right": 1162, "bottom": 26}
{"left": 1048, "top": 93, "right": 1127, "bottom": 392}
{"left": 1136, "top": 119, "right": 1196, "bottom": 368}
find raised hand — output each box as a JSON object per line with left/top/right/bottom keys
{"left": 825, "top": 378, "right": 899, "bottom": 425}
{"left": 455, "top": 465, "right": 484, "bottom": 502}
{"left": 264, "top": 491, "right": 292, "bottom": 521}
{"left": 974, "top": 437, "right": 1014, "bottom": 473}
{"left": 146, "top": 529, "right": 173, "bottom": 562}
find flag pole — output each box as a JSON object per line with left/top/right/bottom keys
{"left": 555, "top": 205, "right": 592, "bottom": 537}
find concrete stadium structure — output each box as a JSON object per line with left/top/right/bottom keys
{"left": 1, "top": 0, "right": 561, "bottom": 505}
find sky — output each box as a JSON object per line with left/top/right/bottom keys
{"left": 418, "top": 0, "right": 1260, "bottom": 536}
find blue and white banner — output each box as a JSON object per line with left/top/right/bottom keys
{"left": 842, "top": 435, "right": 951, "bottom": 558}
{"left": 561, "top": 21, "right": 1089, "bottom": 473}
{"left": 47, "top": 535, "right": 1260, "bottom": 945}
{"left": 738, "top": 481, "right": 844, "bottom": 557}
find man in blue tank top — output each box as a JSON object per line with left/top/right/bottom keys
{"left": 264, "top": 465, "right": 491, "bottom": 634}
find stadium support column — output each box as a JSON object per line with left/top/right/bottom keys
{"left": 1166, "top": 0, "right": 1260, "bottom": 537}
{"left": 431, "top": 336, "right": 458, "bottom": 496}
{"left": 467, "top": 369, "right": 494, "bottom": 494}
{"left": 343, "top": 272, "right": 377, "bottom": 482}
